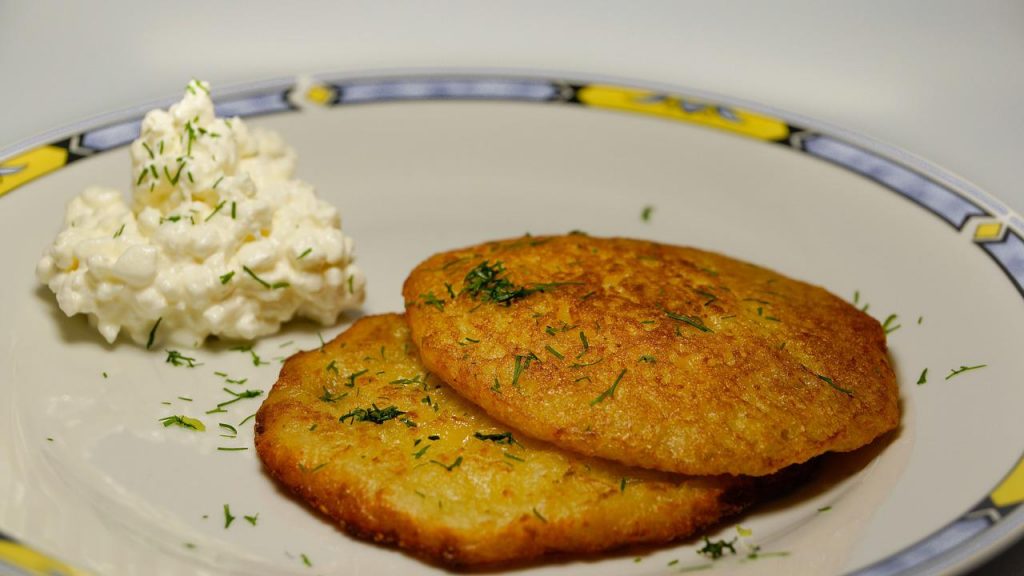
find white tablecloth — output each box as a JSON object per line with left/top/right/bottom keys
{"left": 1, "top": 1, "right": 1021, "bottom": 573}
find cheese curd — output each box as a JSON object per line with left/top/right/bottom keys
{"left": 37, "top": 80, "right": 365, "bottom": 347}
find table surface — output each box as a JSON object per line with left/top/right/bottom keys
{"left": 1, "top": 1, "right": 1021, "bottom": 574}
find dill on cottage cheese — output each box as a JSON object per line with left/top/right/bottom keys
{"left": 36, "top": 80, "right": 365, "bottom": 347}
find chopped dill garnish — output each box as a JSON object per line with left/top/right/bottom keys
{"left": 319, "top": 387, "right": 347, "bottom": 403}
{"left": 695, "top": 288, "right": 717, "bottom": 306}
{"left": 461, "top": 260, "right": 527, "bottom": 305}
{"left": 917, "top": 368, "right": 928, "bottom": 385}
{"left": 532, "top": 507, "right": 548, "bottom": 522}
{"left": 300, "top": 553, "right": 312, "bottom": 567}
{"left": 219, "top": 271, "right": 235, "bottom": 284}
{"left": 590, "top": 369, "right": 627, "bottom": 406}
{"left": 215, "top": 388, "right": 263, "bottom": 409}
{"left": 638, "top": 355, "right": 656, "bottom": 363}
{"left": 511, "top": 355, "right": 525, "bottom": 386}
{"left": 219, "top": 423, "right": 238, "bottom": 437}
{"left": 665, "top": 310, "right": 713, "bottom": 332}
{"left": 325, "top": 360, "right": 339, "bottom": 375}
{"left": 244, "top": 513, "right": 259, "bottom": 526}
{"left": 165, "top": 350, "right": 199, "bottom": 368}
{"left": 339, "top": 404, "right": 405, "bottom": 424}
{"left": 242, "top": 266, "right": 271, "bottom": 289}
{"left": 141, "top": 141, "right": 155, "bottom": 159}
{"left": 698, "top": 266, "right": 719, "bottom": 277}
{"left": 136, "top": 168, "right": 149, "bottom": 186}
{"left": 297, "top": 247, "right": 312, "bottom": 260}
{"left": 504, "top": 452, "right": 525, "bottom": 462}
{"left": 882, "top": 314, "right": 901, "bottom": 334}
{"left": 640, "top": 205, "right": 654, "bottom": 222}
{"left": 580, "top": 290, "right": 597, "bottom": 301}
{"left": 230, "top": 201, "right": 236, "bottom": 218}
{"left": 147, "top": 317, "right": 162, "bottom": 349}
{"left": 570, "top": 357, "right": 604, "bottom": 369}
{"left": 177, "top": 396, "right": 193, "bottom": 402}
{"left": 217, "top": 447, "right": 248, "bottom": 451}
{"left": 420, "top": 292, "right": 446, "bottom": 311}
{"left": 461, "top": 260, "right": 580, "bottom": 306}
{"left": 113, "top": 223, "right": 126, "bottom": 238}
{"left": 574, "top": 376, "right": 592, "bottom": 383}
{"left": 346, "top": 368, "right": 369, "bottom": 388}
{"left": 918, "top": 316, "right": 924, "bottom": 324}
{"left": 746, "top": 545, "right": 790, "bottom": 560}
{"left": 444, "top": 282, "right": 456, "bottom": 299}
{"left": 946, "top": 364, "right": 987, "bottom": 380}
{"left": 389, "top": 374, "right": 423, "bottom": 386}
{"left": 817, "top": 374, "right": 854, "bottom": 396}
{"left": 223, "top": 504, "right": 235, "bottom": 529}
{"left": 818, "top": 506, "right": 832, "bottom": 512}
{"left": 238, "top": 413, "right": 256, "bottom": 426}
{"left": 579, "top": 331, "right": 589, "bottom": 352}
{"left": 205, "top": 201, "right": 226, "bottom": 221}
{"left": 212, "top": 175, "right": 224, "bottom": 189}
{"left": 159, "top": 415, "right": 205, "bottom": 431}
{"left": 620, "top": 477, "right": 628, "bottom": 492}
{"left": 696, "top": 537, "right": 737, "bottom": 559}
{"left": 545, "top": 345, "right": 565, "bottom": 360}
{"left": 430, "top": 456, "right": 463, "bottom": 472}
{"left": 473, "top": 431, "right": 517, "bottom": 445}
{"left": 413, "top": 445, "right": 430, "bottom": 459}
{"left": 230, "top": 344, "right": 267, "bottom": 366}
{"left": 491, "top": 377, "right": 501, "bottom": 393}
{"left": 164, "top": 162, "right": 185, "bottom": 186}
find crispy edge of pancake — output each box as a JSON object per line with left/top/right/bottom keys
{"left": 254, "top": 314, "right": 807, "bottom": 566}
{"left": 402, "top": 234, "right": 899, "bottom": 477}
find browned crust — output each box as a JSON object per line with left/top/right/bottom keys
{"left": 402, "top": 235, "right": 900, "bottom": 477}
{"left": 254, "top": 314, "right": 800, "bottom": 566}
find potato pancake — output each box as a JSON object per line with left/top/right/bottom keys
{"left": 403, "top": 234, "right": 899, "bottom": 477}
{"left": 255, "top": 314, "right": 797, "bottom": 565}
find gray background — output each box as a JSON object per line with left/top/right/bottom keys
{"left": 1, "top": 1, "right": 1021, "bottom": 574}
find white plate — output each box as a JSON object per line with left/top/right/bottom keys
{"left": 2, "top": 71, "right": 1023, "bottom": 576}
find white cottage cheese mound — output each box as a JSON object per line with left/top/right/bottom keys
{"left": 37, "top": 80, "right": 365, "bottom": 347}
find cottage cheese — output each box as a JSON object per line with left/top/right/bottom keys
{"left": 37, "top": 80, "right": 365, "bottom": 347}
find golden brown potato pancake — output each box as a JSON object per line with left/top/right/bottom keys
{"left": 403, "top": 234, "right": 899, "bottom": 477}
{"left": 255, "top": 314, "right": 795, "bottom": 565}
